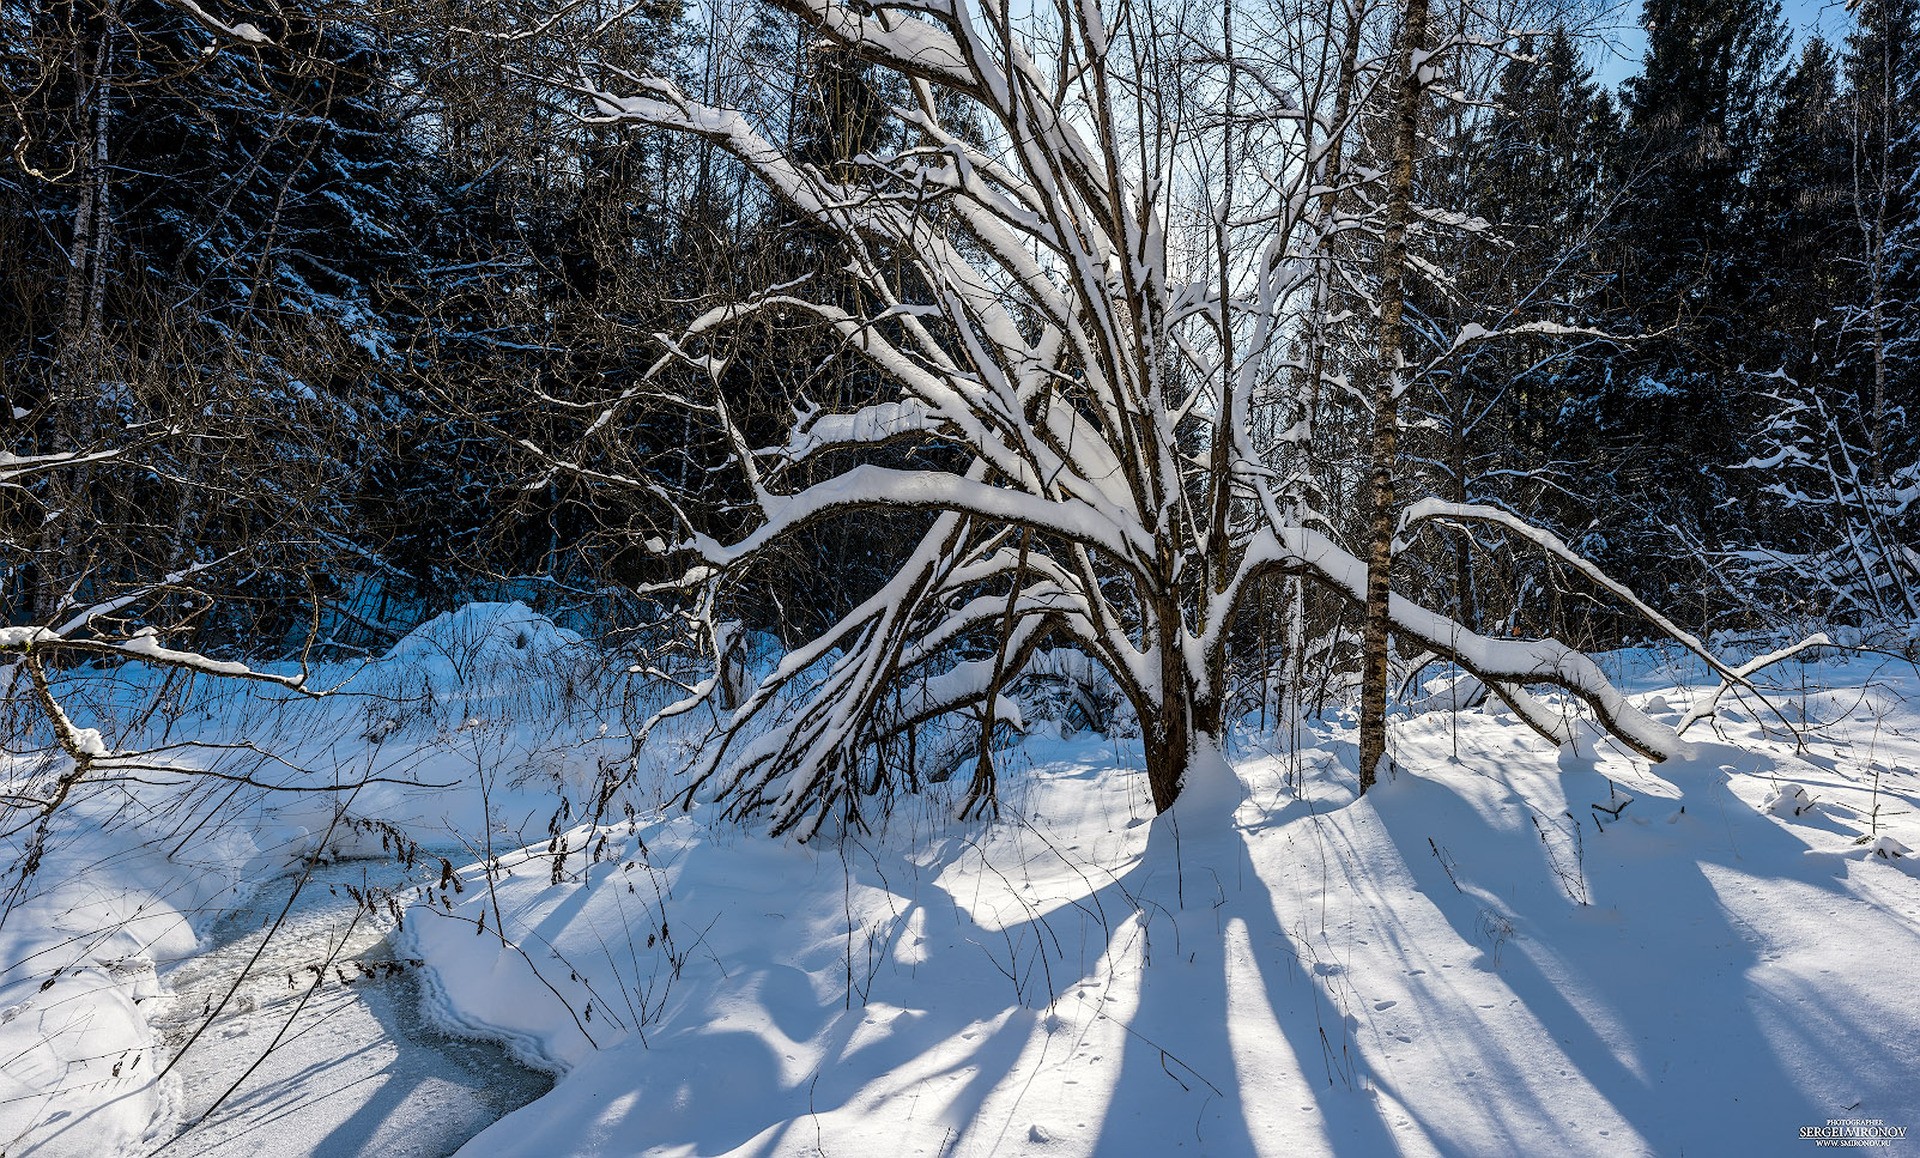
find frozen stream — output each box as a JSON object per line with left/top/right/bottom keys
{"left": 147, "top": 855, "right": 553, "bottom": 1157}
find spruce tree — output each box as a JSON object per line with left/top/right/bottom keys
{"left": 1588, "top": 0, "right": 1788, "bottom": 608}
{"left": 1401, "top": 27, "right": 1622, "bottom": 636}
{"left": 1837, "top": 0, "right": 1919, "bottom": 487}
{"left": 1748, "top": 35, "right": 1850, "bottom": 385}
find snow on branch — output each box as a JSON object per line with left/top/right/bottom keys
{"left": 1248, "top": 525, "right": 1691, "bottom": 761}
{"left": 1677, "top": 634, "right": 1834, "bottom": 736}
{"left": 0, "top": 446, "right": 126, "bottom": 485}
{"left": 1398, "top": 500, "right": 1722, "bottom": 678}
{"left": 534, "top": 0, "right": 1727, "bottom": 820}
{"left": 1392, "top": 499, "right": 1823, "bottom": 745}
{"left": 160, "top": 0, "right": 271, "bottom": 44}
{"left": 1, "top": 564, "right": 320, "bottom": 784}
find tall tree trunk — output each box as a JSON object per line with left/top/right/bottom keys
{"left": 1448, "top": 410, "right": 1477, "bottom": 630}
{"left": 1867, "top": 263, "right": 1887, "bottom": 490}
{"left": 61, "top": 16, "right": 111, "bottom": 354}
{"left": 1358, "top": 0, "right": 1430, "bottom": 795}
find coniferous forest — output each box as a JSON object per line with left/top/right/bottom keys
{"left": 1, "top": 0, "right": 1918, "bottom": 1154}
{"left": 6, "top": 0, "right": 1914, "bottom": 658}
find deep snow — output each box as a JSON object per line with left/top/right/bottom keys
{"left": 417, "top": 673, "right": 1920, "bottom": 1156}
{"left": 0, "top": 603, "right": 625, "bottom": 1156}
{"left": 3, "top": 607, "right": 1918, "bottom": 1156}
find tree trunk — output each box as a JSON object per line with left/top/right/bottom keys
{"left": 1448, "top": 418, "right": 1478, "bottom": 631}
{"left": 33, "top": 13, "right": 114, "bottom": 626}
{"left": 1867, "top": 272, "right": 1887, "bottom": 490}
{"left": 1142, "top": 702, "right": 1188, "bottom": 815}
{"left": 61, "top": 16, "right": 111, "bottom": 354}
{"left": 1358, "top": 0, "right": 1431, "bottom": 795}
{"left": 1143, "top": 686, "right": 1223, "bottom": 815}
{"left": 1142, "top": 593, "right": 1224, "bottom": 813}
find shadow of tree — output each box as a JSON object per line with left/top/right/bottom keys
{"left": 1360, "top": 740, "right": 1920, "bottom": 1154}
{"left": 432, "top": 731, "right": 1920, "bottom": 1157}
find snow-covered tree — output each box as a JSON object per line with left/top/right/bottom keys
{"left": 534, "top": 0, "right": 1720, "bottom": 837}
{"left": 1836, "top": 0, "right": 1919, "bottom": 495}
{"left": 1727, "top": 0, "right": 1920, "bottom": 630}
{"left": 1734, "top": 377, "right": 1919, "bottom": 623}
{"left": 1588, "top": 0, "right": 1787, "bottom": 593}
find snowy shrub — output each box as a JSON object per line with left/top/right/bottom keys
{"left": 1733, "top": 382, "right": 1920, "bottom": 633}
{"left": 543, "top": 0, "right": 1726, "bottom": 838}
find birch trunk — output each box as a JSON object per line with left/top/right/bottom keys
{"left": 1358, "top": 0, "right": 1430, "bottom": 794}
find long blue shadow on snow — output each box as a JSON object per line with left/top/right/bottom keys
{"left": 1086, "top": 807, "right": 1415, "bottom": 1157}
{"left": 1363, "top": 745, "right": 1920, "bottom": 1156}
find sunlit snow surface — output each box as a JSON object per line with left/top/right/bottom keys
{"left": 2, "top": 608, "right": 1917, "bottom": 1156}
{"left": 420, "top": 646, "right": 1920, "bottom": 1157}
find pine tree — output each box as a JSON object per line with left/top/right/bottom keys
{"left": 1719, "top": 2, "right": 1920, "bottom": 627}
{"left": 373, "top": 0, "right": 696, "bottom": 624}
{"left": 1837, "top": 0, "right": 1920, "bottom": 488}
{"left": 1, "top": 1, "right": 445, "bottom": 648}
{"left": 1748, "top": 36, "right": 1850, "bottom": 384}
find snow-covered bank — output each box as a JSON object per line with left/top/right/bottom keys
{"left": 4, "top": 609, "right": 1918, "bottom": 1155}
{"left": 0, "top": 604, "right": 652, "bottom": 1154}
{"left": 0, "top": 823, "right": 555, "bottom": 1158}
{"left": 0, "top": 808, "right": 258, "bottom": 1156}
{"left": 414, "top": 649, "right": 1920, "bottom": 1157}
{"left": 147, "top": 856, "right": 551, "bottom": 1157}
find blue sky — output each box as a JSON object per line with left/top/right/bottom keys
{"left": 1590, "top": 0, "right": 1858, "bottom": 88}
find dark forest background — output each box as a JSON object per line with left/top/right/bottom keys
{"left": 2, "top": 0, "right": 1915, "bottom": 669}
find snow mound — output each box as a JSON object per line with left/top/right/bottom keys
{"left": 1172, "top": 736, "right": 1247, "bottom": 825}
{"left": 383, "top": 602, "right": 584, "bottom": 676}
{"left": 356, "top": 602, "right": 601, "bottom": 741}
{"left": 1868, "top": 835, "right": 1912, "bottom": 860}
{"left": 1405, "top": 669, "right": 1487, "bottom": 715}
{"left": 1763, "top": 783, "right": 1818, "bottom": 818}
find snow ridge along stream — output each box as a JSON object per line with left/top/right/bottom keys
{"left": 148, "top": 854, "right": 552, "bottom": 1157}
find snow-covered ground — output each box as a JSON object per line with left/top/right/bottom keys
{"left": 0, "top": 604, "right": 627, "bottom": 1155}
{"left": 4, "top": 608, "right": 1918, "bottom": 1156}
